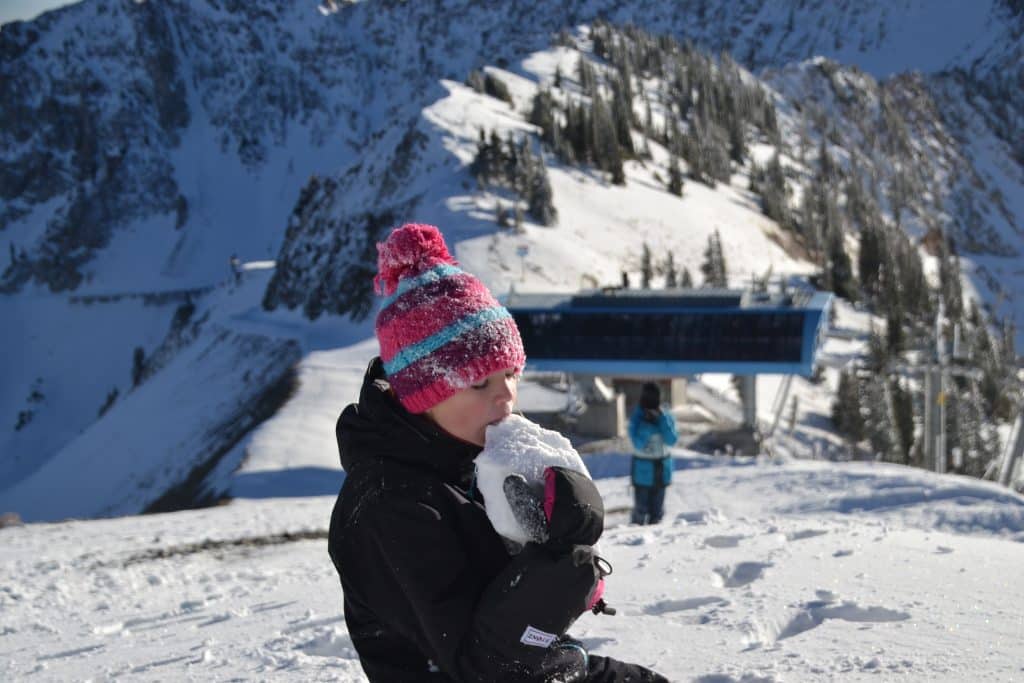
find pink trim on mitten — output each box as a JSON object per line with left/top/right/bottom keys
{"left": 543, "top": 467, "right": 557, "bottom": 522}
{"left": 587, "top": 578, "right": 606, "bottom": 611}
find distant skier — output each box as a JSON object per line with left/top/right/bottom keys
{"left": 328, "top": 223, "right": 668, "bottom": 682}
{"left": 628, "top": 382, "right": 678, "bottom": 525}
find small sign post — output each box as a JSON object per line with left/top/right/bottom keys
{"left": 516, "top": 244, "right": 529, "bottom": 282}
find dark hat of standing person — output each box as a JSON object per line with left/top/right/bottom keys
{"left": 639, "top": 382, "right": 661, "bottom": 410}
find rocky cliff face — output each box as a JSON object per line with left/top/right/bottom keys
{"left": 0, "top": 1, "right": 189, "bottom": 291}
{"left": 2, "top": 0, "right": 1020, "bottom": 295}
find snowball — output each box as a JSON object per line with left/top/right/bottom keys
{"left": 475, "top": 414, "right": 590, "bottom": 545}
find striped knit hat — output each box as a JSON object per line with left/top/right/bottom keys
{"left": 374, "top": 223, "right": 526, "bottom": 414}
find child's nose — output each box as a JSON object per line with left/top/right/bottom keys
{"left": 495, "top": 376, "right": 515, "bottom": 401}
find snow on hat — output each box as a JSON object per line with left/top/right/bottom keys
{"left": 373, "top": 223, "right": 526, "bottom": 414}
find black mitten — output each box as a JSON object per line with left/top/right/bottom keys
{"left": 587, "top": 655, "right": 671, "bottom": 683}
{"left": 503, "top": 467, "right": 605, "bottom": 550}
{"left": 542, "top": 467, "right": 604, "bottom": 552}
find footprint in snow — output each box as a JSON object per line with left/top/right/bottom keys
{"left": 643, "top": 596, "right": 729, "bottom": 615}
{"left": 675, "top": 511, "right": 710, "bottom": 524}
{"left": 785, "top": 529, "right": 828, "bottom": 542}
{"left": 713, "top": 562, "right": 772, "bottom": 588}
{"left": 774, "top": 600, "right": 910, "bottom": 642}
{"left": 704, "top": 535, "right": 744, "bottom": 549}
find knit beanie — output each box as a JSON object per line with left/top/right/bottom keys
{"left": 373, "top": 223, "right": 526, "bottom": 414}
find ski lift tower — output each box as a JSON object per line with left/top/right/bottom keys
{"left": 920, "top": 308, "right": 986, "bottom": 474}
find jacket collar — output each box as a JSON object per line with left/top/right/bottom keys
{"left": 336, "top": 358, "right": 481, "bottom": 485}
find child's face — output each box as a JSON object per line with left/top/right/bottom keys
{"left": 426, "top": 367, "right": 518, "bottom": 446}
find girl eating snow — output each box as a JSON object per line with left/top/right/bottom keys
{"left": 328, "top": 223, "right": 667, "bottom": 682}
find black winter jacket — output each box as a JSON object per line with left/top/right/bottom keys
{"left": 328, "top": 359, "right": 599, "bottom": 682}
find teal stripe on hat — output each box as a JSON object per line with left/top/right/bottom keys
{"left": 383, "top": 306, "right": 513, "bottom": 376}
{"left": 381, "top": 263, "right": 464, "bottom": 308}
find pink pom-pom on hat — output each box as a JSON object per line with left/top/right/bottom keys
{"left": 373, "top": 223, "right": 457, "bottom": 296}
{"left": 373, "top": 223, "right": 526, "bottom": 414}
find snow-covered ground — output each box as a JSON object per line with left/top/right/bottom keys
{"left": 4, "top": 451, "right": 1024, "bottom": 682}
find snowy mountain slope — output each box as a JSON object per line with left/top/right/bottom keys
{"left": 0, "top": 292, "right": 174, "bottom": 487}
{"left": 0, "top": 317, "right": 301, "bottom": 521}
{"left": 3, "top": 0, "right": 1019, "bottom": 293}
{"left": 3, "top": 452, "right": 1024, "bottom": 681}
{"left": 3, "top": 0, "right": 1023, "bottom": 520}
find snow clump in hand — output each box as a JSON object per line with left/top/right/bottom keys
{"left": 474, "top": 414, "right": 591, "bottom": 546}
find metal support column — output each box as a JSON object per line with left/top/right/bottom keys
{"left": 742, "top": 375, "right": 757, "bottom": 430}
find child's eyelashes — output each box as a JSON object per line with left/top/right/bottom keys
{"left": 470, "top": 372, "right": 520, "bottom": 390}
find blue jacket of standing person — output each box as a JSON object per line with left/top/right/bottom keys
{"left": 628, "top": 405, "right": 678, "bottom": 486}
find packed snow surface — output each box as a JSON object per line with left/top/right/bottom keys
{"left": 475, "top": 413, "right": 591, "bottom": 545}
{"left": 4, "top": 452, "right": 1024, "bottom": 682}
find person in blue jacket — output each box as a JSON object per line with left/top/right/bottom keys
{"left": 627, "top": 382, "right": 678, "bottom": 525}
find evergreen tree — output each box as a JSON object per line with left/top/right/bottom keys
{"left": 483, "top": 72, "right": 514, "bottom": 105}
{"left": 866, "top": 326, "right": 889, "bottom": 373}
{"left": 591, "top": 95, "right": 625, "bottom": 185}
{"left": 664, "top": 252, "right": 677, "bottom": 288}
{"left": 700, "top": 230, "right": 727, "bottom": 287}
{"left": 890, "top": 378, "right": 914, "bottom": 464}
{"left": 529, "top": 90, "right": 556, "bottom": 145}
{"left": 863, "top": 374, "right": 898, "bottom": 461}
{"left": 825, "top": 222, "right": 857, "bottom": 301}
{"left": 832, "top": 369, "right": 864, "bottom": 443}
{"left": 611, "top": 76, "right": 635, "bottom": 157}
{"left": 680, "top": 267, "right": 693, "bottom": 288}
{"left": 937, "top": 237, "right": 964, "bottom": 322}
{"left": 667, "top": 156, "right": 684, "bottom": 196}
{"left": 858, "top": 222, "right": 884, "bottom": 300}
{"left": 726, "top": 100, "right": 747, "bottom": 164}
{"left": 760, "top": 151, "right": 790, "bottom": 227}
{"left": 886, "top": 313, "right": 904, "bottom": 355}
{"left": 641, "top": 242, "right": 653, "bottom": 288}
{"left": 132, "top": 347, "right": 146, "bottom": 387}
{"left": 577, "top": 55, "right": 596, "bottom": 95}
{"left": 887, "top": 164, "right": 913, "bottom": 228}
{"left": 526, "top": 163, "right": 558, "bottom": 226}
